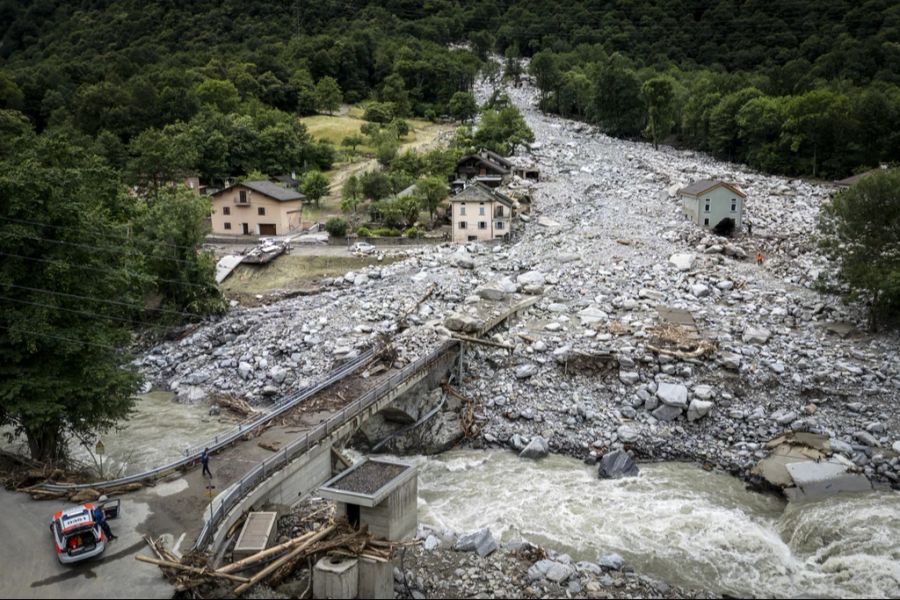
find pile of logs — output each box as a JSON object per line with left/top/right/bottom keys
{"left": 138, "top": 519, "right": 396, "bottom": 597}
{"left": 215, "top": 395, "right": 258, "bottom": 418}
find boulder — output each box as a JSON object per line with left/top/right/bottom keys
{"left": 598, "top": 450, "right": 639, "bottom": 479}
{"left": 656, "top": 382, "right": 688, "bottom": 408}
{"left": 527, "top": 560, "right": 574, "bottom": 583}
{"left": 238, "top": 361, "right": 253, "bottom": 379}
{"left": 687, "top": 399, "right": 713, "bottom": 422}
{"left": 519, "top": 436, "right": 550, "bottom": 460}
{"left": 454, "top": 528, "right": 498, "bottom": 557}
{"left": 578, "top": 306, "right": 608, "bottom": 324}
{"left": 444, "top": 314, "right": 479, "bottom": 333}
{"left": 742, "top": 327, "right": 772, "bottom": 345}
{"left": 517, "top": 271, "right": 546, "bottom": 286}
{"left": 476, "top": 284, "right": 509, "bottom": 301}
{"left": 854, "top": 430, "right": 880, "bottom": 447}
{"left": 669, "top": 253, "right": 695, "bottom": 271}
{"left": 652, "top": 404, "right": 682, "bottom": 422}
{"left": 690, "top": 284, "right": 710, "bottom": 298}
{"left": 598, "top": 554, "right": 625, "bottom": 570}
{"left": 617, "top": 425, "right": 639, "bottom": 443}
{"left": 177, "top": 386, "right": 207, "bottom": 403}
{"left": 619, "top": 371, "right": 639, "bottom": 385}
{"left": 515, "top": 364, "right": 538, "bottom": 379}
{"left": 269, "top": 367, "right": 288, "bottom": 384}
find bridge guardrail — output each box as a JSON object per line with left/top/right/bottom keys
{"left": 33, "top": 347, "right": 380, "bottom": 493}
{"left": 193, "top": 339, "right": 459, "bottom": 550}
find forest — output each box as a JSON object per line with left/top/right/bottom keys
{"left": 2, "top": 0, "right": 898, "bottom": 181}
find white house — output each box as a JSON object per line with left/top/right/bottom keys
{"left": 449, "top": 182, "right": 514, "bottom": 243}
{"left": 678, "top": 179, "right": 746, "bottom": 232}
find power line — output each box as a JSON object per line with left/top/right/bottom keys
{"left": 5, "top": 232, "right": 202, "bottom": 267}
{"left": 1, "top": 283, "right": 206, "bottom": 320}
{"left": 0, "top": 215, "right": 205, "bottom": 253}
{"left": 0, "top": 325, "right": 124, "bottom": 351}
{"left": 0, "top": 295, "right": 177, "bottom": 331}
{"left": 0, "top": 251, "right": 216, "bottom": 291}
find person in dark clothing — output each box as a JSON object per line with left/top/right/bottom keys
{"left": 201, "top": 448, "right": 212, "bottom": 478}
{"left": 746, "top": 220, "right": 753, "bottom": 236}
{"left": 93, "top": 503, "right": 116, "bottom": 541}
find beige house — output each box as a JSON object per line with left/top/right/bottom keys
{"left": 450, "top": 182, "right": 514, "bottom": 243}
{"left": 210, "top": 180, "right": 306, "bottom": 236}
{"left": 678, "top": 179, "right": 746, "bottom": 232}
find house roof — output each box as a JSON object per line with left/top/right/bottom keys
{"left": 271, "top": 174, "right": 300, "bottom": 188}
{"left": 834, "top": 168, "right": 882, "bottom": 187}
{"left": 449, "top": 181, "right": 513, "bottom": 207}
{"left": 457, "top": 154, "right": 510, "bottom": 175}
{"left": 678, "top": 179, "right": 746, "bottom": 198}
{"left": 480, "top": 149, "right": 513, "bottom": 169}
{"left": 214, "top": 180, "right": 305, "bottom": 202}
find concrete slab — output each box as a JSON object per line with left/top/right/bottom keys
{"left": 785, "top": 460, "right": 873, "bottom": 501}
{"left": 215, "top": 255, "right": 243, "bottom": 283}
{"left": 656, "top": 305, "right": 697, "bottom": 329}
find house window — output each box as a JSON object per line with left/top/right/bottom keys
{"left": 239, "top": 190, "right": 248, "bottom": 204}
{"left": 495, "top": 206, "right": 504, "bottom": 218}
{"left": 258, "top": 207, "right": 266, "bottom": 216}
{"left": 496, "top": 221, "right": 504, "bottom": 230}
{"left": 224, "top": 222, "right": 232, "bottom": 230}
{"left": 479, "top": 204, "right": 485, "bottom": 216}
{"left": 223, "top": 206, "right": 231, "bottom": 215}
{"left": 704, "top": 202, "right": 710, "bottom": 212}
{"left": 478, "top": 221, "right": 487, "bottom": 230}
{"left": 703, "top": 218, "right": 709, "bottom": 226}
{"left": 731, "top": 200, "right": 737, "bottom": 212}
{"left": 458, "top": 221, "right": 467, "bottom": 229}
{"left": 459, "top": 205, "right": 466, "bottom": 216}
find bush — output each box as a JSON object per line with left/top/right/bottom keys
{"left": 372, "top": 227, "right": 401, "bottom": 237}
{"left": 324, "top": 217, "right": 348, "bottom": 238}
{"left": 404, "top": 226, "right": 419, "bottom": 238}
{"left": 363, "top": 102, "right": 395, "bottom": 124}
{"left": 355, "top": 226, "right": 373, "bottom": 238}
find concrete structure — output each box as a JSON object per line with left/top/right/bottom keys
{"left": 358, "top": 556, "right": 393, "bottom": 599}
{"left": 233, "top": 512, "right": 278, "bottom": 560}
{"left": 210, "top": 180, "right": 306, "bottom": 236}
{"left": 450, "top": 182, "right": 514, "bottom": 243}
{"left": 313, "top": 556, "right": 358, "bottom": 599}
{"left": 319, "top": 458, "right": 418, "bottom": 541}
{"left": 678, "top": 179, "right": 746, "bottom": 232}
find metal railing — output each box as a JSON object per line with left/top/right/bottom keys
{"left": 33, "top": 347, "right": 380, "bottom": 493}
{"left": 192, "top": 339, "right": 460, "bottom": 550}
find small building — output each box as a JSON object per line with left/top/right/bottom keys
{"left": 450, "top": 181, "right": 514, "bottom": 243}
{"left": 678, "top": 179, "right": 746, "bottom": 232}
{"left": 210, "top": 180, "right": 306, "bottom": 236}
{"left": 454, "top": 150, "right": 511, "bottom": 188}
{"left": 512, "top": 166, "right": 540, "bottom": 181}
{"left": 318, "top": 458, "right": 417, "bottom": 541}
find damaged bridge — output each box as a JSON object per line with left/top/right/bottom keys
{"left": 197, "top": 339, "right": 462, "bottom": 554}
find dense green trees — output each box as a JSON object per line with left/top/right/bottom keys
{"left": 0, "top": 127, "right": 221, "bottom": 461}
{"left": 819, "top": 169, "right": 900, "bottom": 330}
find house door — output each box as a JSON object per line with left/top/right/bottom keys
{"left": 241, "top": 223, "right": 249, "bottom": 235}
{"left": 259, "top": 224, "right": 277, "bottom": 236}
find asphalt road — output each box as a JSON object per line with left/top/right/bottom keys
{"left": 0, "top": 489, "right": 173, "bottom": 599}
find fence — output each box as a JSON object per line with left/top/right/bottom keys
{"left": 33, "top": 348, "right": 380, "bottom": 493}
{"left": 192, "top": 339, "right": 459, "bottom": 550}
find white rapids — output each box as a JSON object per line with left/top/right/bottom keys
{"left": 414, "top": 449, "right": 900, "bottom": 598}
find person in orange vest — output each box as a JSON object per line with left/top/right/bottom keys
{"left": 756, "top": 252, "right": 764, "bottom": 266}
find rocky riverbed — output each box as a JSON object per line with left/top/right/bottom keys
{"left": 135, "top": 73, "right": 899, "bottom": 492}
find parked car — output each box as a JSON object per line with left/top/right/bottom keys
{"left": 50, "top": 499, "right": 121, "bottom": 564}
{"left": 349, "top": 242, "right": 376, "bottom": 255}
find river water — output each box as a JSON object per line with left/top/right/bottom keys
{"left": 415, "top": 449, "right": 900, "bottom": 598}
{"left": 3, "top": 392, "right": 236, "bottom": 477}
